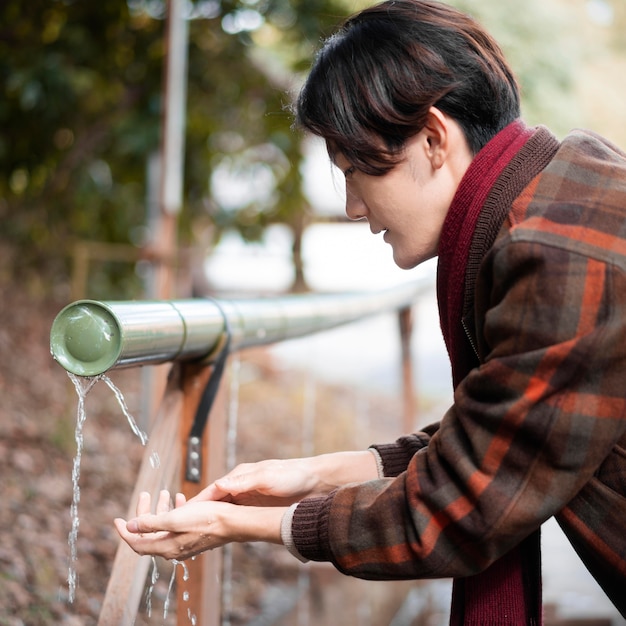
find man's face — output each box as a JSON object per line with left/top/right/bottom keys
{"left": 334, "top": 118, "right": 471, "bottom": 269}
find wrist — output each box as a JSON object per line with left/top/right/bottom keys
{"left": 308, "top": 450, "right": 379, "bottom": 492}
{"left": 226, "top": 505, "right": 286, "bottom": 545}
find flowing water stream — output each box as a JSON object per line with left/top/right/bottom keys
{"left": 67, "top": 373, "right": 101, "bottom": 604}
{"left": 66, "top": 372, "right": 182, "bottom": 620}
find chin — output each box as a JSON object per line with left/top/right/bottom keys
{"left": 393, "top": 251, "right": 430, "bottom": 270}
{"left": 393, "top": 257, "right": 418, "bottom": 270}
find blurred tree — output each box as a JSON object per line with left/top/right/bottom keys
{"left": 2, "top": 0, "right": 624, "bottom": 298}
{"left": 0, "top": 0, "right": 346, "bottom": 296}
{"left": 1, "top": 1, "right": 163, "bottom": 295}
{"left": 448, "top": 0, "right": 626, "bottom": 144}
{"left": 447, "top": 0, "right": 583, "bottom": 136}
{"left": 568, "top": 0, "right": 626, "bottom": 147}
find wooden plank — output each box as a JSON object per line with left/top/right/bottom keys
{"left": 200, "top": 382, "right": 227, "bottom": 626}
{"left": 98, "top": 366, "right": 183, "bottom": 625}
{"left": 398, "top": 307, "right": 417, "bottom": 433}
{"left": 176, "top": 361, "right": 228, "bottom": 626}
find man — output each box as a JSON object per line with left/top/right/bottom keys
{"left": 115, "top": 1, "right": 626, "bottom": 623}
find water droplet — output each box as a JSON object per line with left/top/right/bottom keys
{"left": 149, "top": 451, "right": 160, "bottom": 468}
{"left": 183, "top": 591, "right": 189, "bottom": 602}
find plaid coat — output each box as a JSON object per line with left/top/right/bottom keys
{"left": 291, "top": 127, "right": 626, "bottom": 616}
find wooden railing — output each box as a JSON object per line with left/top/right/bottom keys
{"left": 51, "top": 282, "right": 427, "bottom": 624}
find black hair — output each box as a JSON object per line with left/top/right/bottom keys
{"left": 296, "top": 0, "right": 521, "bottom": 174}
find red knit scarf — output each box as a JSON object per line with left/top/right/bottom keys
{"left": 438, "top": 119, "right": 534, "bottom": 386}
{"left": 437, "top": 119, "right": 542, "bottom": 626}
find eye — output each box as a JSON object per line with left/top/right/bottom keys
{"left": 343, "top": 166, "right": 356, "bottom": 179}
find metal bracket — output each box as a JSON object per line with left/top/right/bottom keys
{"left": 185, "top": 435, "right": 202, "bottom": 483}
{"left": 185, "top": 299, "right": 232, "bottom": 484}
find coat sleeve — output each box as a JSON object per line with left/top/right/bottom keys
{"left": 290, "top": 239, "right": 626, "bottom": 579}
{"left": 369, "top": 424, "right": 439, "bottom": 477}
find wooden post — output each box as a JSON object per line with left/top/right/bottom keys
{"left": 142, "top": 0, "right": 190, "bottom": 430}
{"left": 176, "top": 360, "right": 228, "bottom": 626}
{"left": 98, "top": 360, "right": 229, "bottom": 625}
{"left": 98, "top": 366, "right": 184, "bottom": 625}
{"left": 398, "top": 307, "right": 417, "bottom": 433}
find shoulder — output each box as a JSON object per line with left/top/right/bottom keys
{"left": 504, "top": 130, "right": 626, "bottom": 270}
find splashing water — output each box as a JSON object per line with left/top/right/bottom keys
{"left": 145, "top": 557, "right": 160, "bottom": 618}
{"left": 181, "top": 563, "right": 197, "bottom": 626}
{"left": 179, "top": 558, "right": 190, "bottom": 582}
{"left": 66, "top": 372, "right": 148, "bottom": 604}
{"left": 143, "top": 537, "right": 196, "bottom": 621}
{"left": 65, "top": 370, "right": 210, "bottom": 623}
{"left": 163, "top": 561, "right": 178, "bottom": 619}
{"left": 159, "top": 559, "right": 194, "bottom": 622}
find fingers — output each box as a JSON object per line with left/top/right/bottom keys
{"left": 135, "top": 489, "right": 172, "bottom": 516}
{"left": 126, "top": 510, "right": 174, "bottom": 534}
{"left": 123, "top": 489, "right": 175, "bottom": 534}
{"left": 156, "top": 489, "right": 172, "bottom": 514}
{"left": 187, "top": 481, "right": 233, "bottom": 503}
{"left": 114, "top": 490, "right": 216, "bottom": 560}
{"left": 113, "top": 517, "right": 179, "bottom": 559}
{"left": 214, "top": 465, "right": 267, "bottom": 496}
{"left": 136, "top": 491, "right": 152, "bottom": 516}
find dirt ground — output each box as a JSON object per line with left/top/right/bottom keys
{"left": 0, "top": 287, "right": 441, "bottom": 625}
{"left": 0, "top": 287, "right": 143, "bottom": 625}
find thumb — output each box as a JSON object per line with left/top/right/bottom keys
{"left": 215, "top": 468, "right": 267, "bottom": 495}
{"left": 124, "top": 514, "right": 168, "bottom": 534}
{"left": 125, "top": 518, "right": 142, "bottom": 533}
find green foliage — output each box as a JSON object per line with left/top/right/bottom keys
{"left": 0, "top": 0, "right": 345, "bottom": 296}
{"left": 447, "top": 0, "right": 583, "bottom": 137}
{"left": 1, "top": 0, "right": 164, "bottom": 293}
{"left": 2, "top": 0, "right": 624, "bottom": 297}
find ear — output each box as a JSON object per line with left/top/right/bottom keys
{"left": 422, "top": 106, "right": 450, "bottom": 170}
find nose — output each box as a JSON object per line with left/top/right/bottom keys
{"left": 345, "top": 188, "right": 367, "bottom": 221}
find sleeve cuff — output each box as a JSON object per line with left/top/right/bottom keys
{"left": 370, "top": 429, "right": 437, "bottom": 477}
{"left": 280, "top": 503, "right": 309, "bottom": 563}
{"left": 368, "top": 446, "right": 385, "bottom": 478}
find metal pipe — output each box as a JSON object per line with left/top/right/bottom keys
{"left": 50, "top": 281, "right": 428, "bottom": 377}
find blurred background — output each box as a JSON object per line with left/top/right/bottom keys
{"left": 2, "top": 0, "right": 626, "bottom": 624}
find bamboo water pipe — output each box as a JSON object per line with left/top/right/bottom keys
{"left": 50, "top": 281, "right": 427, "bottom": 377}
